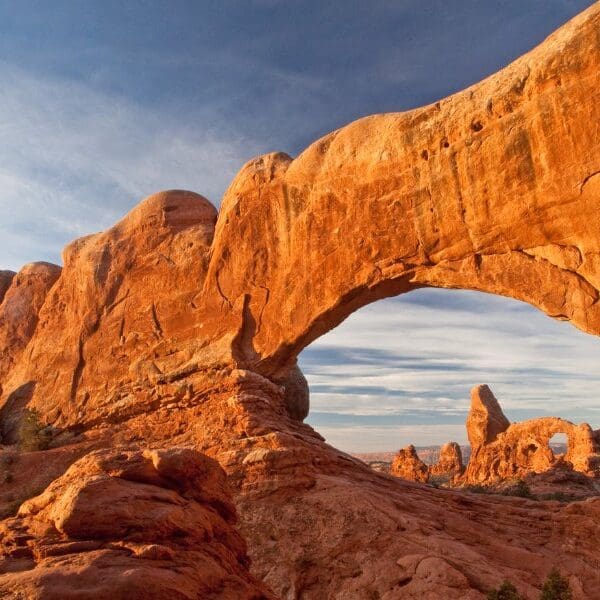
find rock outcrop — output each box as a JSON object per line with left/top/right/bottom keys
{"left": 467, "top": 385, "right": 511, "bottom": 449}
{"left": 0, "top": 3, "right": 599, "bottom": 599}
{"left": 0, "top": 271, "right": 15, "bottom": 305}
{"left": 463, "top": 386, "right": 600, "bottom": 485}
{"left": 390, "top": 445, "right": 430, "bottom": 483}
{"left": 391, "top": 386, "right": 599, "bottom": 490}
{"left": 0, "top": 262, "right": 61, "bottom": 384}
{"left": 430, "top": 441, "right": 464, "bottom": 480}
{"left": 0, "top": 448, "right": 274, "bottom": 599}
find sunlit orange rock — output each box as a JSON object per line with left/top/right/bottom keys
{"left": 0, "top": 3, "right": 599, "bottom": 599}
{"left": 0, "top": 262, "right": 61, "bottom": 383}
{"left": 390, "top": 445, "right": 430, "bottom": 483}
{"left": 430, "top": 441, "right": 464, "bottom": 480}
{"left": 463, "top": 385, "right": 600, "bottom": 484}
{"left": 0, "top": 447, "right": 274, "bottom": 599}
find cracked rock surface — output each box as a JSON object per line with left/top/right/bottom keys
{"left": 0, "top": 4, "right": 600, "bottom": 599}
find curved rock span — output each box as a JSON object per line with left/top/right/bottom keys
{"left": 0, "top": 4, "right": 599, "bottom": 599}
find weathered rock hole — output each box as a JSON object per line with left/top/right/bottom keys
{"left": 549, "top": 432, "right": 568, "bottom": 458}
{"left": 421, "top": 150, "right": 429, "bottom": 161}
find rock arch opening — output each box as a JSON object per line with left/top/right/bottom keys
{"left": 549, "top": 432, "right": 568, "bottom": 460}
{"left": 298, "top": 287, "right": 600, "bottom": 458}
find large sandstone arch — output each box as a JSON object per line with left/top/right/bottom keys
{"left": 0, "top": 6, "right": 600, "bottom": 599}
{"left": 193, "top": 2, "right": 600, "bottom": 382}
{"left": 0, "top": 4, "right": 599, "bottom": 430}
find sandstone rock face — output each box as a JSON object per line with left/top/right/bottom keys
{"left": 1, "top": 190, "right": 218, "bottom": 438}
{"left": 466, "top": 385, "right": 510, "bottom": 449}
{"left": 430, "top": 441, "right": 464, "bottom": 480}
{"left": 0, "top": 4, "right": 598, "bottom": 599}
{"left": 0, "top": 262, "right": 61, "bottom": 383}
{"left": 463, "top": 385, "right": 600, "bottom": 485}
{"left": 0, "top": 447, "right": 274, "bottom": 599}
{"left": 391, "top": 445, "right": 429, "bottom": 483}
{"left": 0, "top": 271, "right": 15, "bottom": 305}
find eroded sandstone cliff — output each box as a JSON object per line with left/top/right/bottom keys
{"left": 0, "top": 3, "right": 600, "bottom": 599}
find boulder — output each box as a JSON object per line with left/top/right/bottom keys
{"left": 0, "top": 447, "right": 274, "bottom": 599}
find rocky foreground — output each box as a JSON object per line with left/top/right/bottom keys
{"left": 2, "top": 3, "right": 600, "bottom": 599}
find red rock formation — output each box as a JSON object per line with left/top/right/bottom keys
{"left": 467, "top": 385, "right": 510, "bottom": 449}
{"left": 0, "top": 262, "right": 61, "bottom": 382}
{"left": 0, "top": 271, "right": 15, "bottom": 305}
{"left": 0, "top": 4, "right": 598, "bottom": 599}
{"left": 4, "top": 3, "right": 600, "bottom": 431}
{"left": 0, "top": 447, "right": 274, "bottom": 599}
{"left": 463, "top": 385, "right": 600, "bottom": 485}
{"left": 430, "top": 441, "right": 464, "bottom": 480}
{"left": 390, "top": 445, "right": 430, "bottom": 483}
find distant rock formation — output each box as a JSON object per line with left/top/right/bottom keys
{"left": 0, "top": 447, "right": 274, "bottom": 599}
{"left": 391, "top": 385, "right": 600, "bottom": 489}
{"left": 463, "top": 386, "right": 600, "bottom": 484}
{"left": 430, "top": 441, "right": 464, "bottom": 480}
{"left": 390, "top": 445, "right": 430, "bottom": 482}
{"left": 466, "top": 385, "right": 510, "bottom": 449}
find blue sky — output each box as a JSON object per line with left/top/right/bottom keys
{"left": 0, "top": 1, "right": 597, "bottom": 450}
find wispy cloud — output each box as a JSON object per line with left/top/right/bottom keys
{"left": 0, "top": 62, "right": 251, "bottom": 270}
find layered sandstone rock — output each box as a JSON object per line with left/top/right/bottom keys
{"left": 463, "top": 386, "right": 600, "bottom": 485}
{"left": 0, "top": 447, "right": 274, "bottom": 599}
{"left": 0, "top": 4, "right": 598, "bottom": 599}
{"left": 0, "top": 262, "right": 61, "bottom": 383}
{"left": 391, "top": 445, "right": 429, "bottom": 483}
{"left": 430, "top": 441, "right": 464, "bottom": 480}
{"left": 467, "top": 385, "right": 510, "bottom": 449}
{"left": 0, "top": 271, "right": 15, "bottom": 305}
